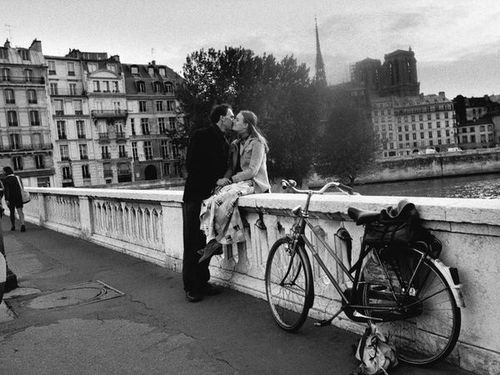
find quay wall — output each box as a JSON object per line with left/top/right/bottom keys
{"left": 359, "top": 148, "right": 500, "bottom": 184}
{"left": 22, "top": 187, "right": 500, "bottom": 375}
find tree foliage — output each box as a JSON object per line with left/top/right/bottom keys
{"left": 314, "top": 89, "right": 375, "bottom": 184}
{"left": 177, "top": 46, "right": 321, "bottom": 184}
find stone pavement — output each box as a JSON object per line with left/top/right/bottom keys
{"left": 0, "top": 218, "right": 476, "bottom": 375}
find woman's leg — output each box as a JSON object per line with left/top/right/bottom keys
{"left": 17, "top": 207, "right": 25, "bottom": 231}
{"left": 9, "top": 205, "right": 15, "bottom": 230}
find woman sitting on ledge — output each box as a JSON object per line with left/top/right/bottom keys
{"left": 198, "top": 110, "right": 270, "bottom": 262}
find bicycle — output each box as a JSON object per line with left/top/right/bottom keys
{"left": 265, "top": 179, "right": 464, "bottom": 366}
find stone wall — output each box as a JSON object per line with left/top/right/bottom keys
{"left": 22, "top": 187, "right": 500, "bottom": 374}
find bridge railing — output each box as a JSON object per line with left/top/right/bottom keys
{"left": 23, "top": 187, "right": 500, "bottom": 375}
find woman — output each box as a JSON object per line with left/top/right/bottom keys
{"left": 199, "top": 110, "right": 270, "bottom": 262}
{"left": 2, "top": 166, "right": 26, "bottom": 232}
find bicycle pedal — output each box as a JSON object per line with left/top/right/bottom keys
{"left": 353, "top": 311, "right": 383, "bottom": 321}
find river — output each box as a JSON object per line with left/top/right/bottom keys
{"left": 354, "top": 173, "right": 500, "bottom": 198}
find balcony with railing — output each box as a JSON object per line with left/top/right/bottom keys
{"left": 101, "top": 153, "right": 111, "bottom": 160}
{"left": 91, "top": 109, "right": 128, "bottom": 119}
{"left": 103, "top": 170, "right": 113, "bottom": 177}
{"left": 98, "top": 133, "right": 110, "bottom": 143}
{"left": 49, "top": 88, "right": 86, "bottom": 97}
{"left": 0, "top": 76, "right": 45, "bottom": 84}
{"left": 115, "top": 132, "right": 127, "bottom": 142}
{"left": 0, "top": 143, "right": 52, "bottom": 152}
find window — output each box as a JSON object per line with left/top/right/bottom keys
{"left": 32, "top": 133, "right": 42, "bottom": 147}
{"left": 159, "top": 118, "right": 167, "bottom": 134}
{"left": 12, "top": 156, "right": 23, "bottom": 171}
{"left": 74, "top": 99, "right": 83, "bottom": 115}
{"left": 159, "top": 68, "right": 166, "bottom": 76}
{"left": 131, "top": 66, "right": 139, "bottom": 74}
{"left": 437, "top": 130, "right": 441, "bottom": 137}
{"left": 54, "top": 99, "right": 64, "bottom": 115}
{"left": 0, "top": 48, "right": 7, "bottom": 59}
{"left": 480, "top": 125, "right": 486, "bottom": 132}
{"left": 437, "top": 121, "right": 441, "bottom": 128}
{"left": 101, "top": 146, "right": 110, "bottom": 159}
{"left": 77, "top": 120, "right": 85, "bottom": 138}
{"left": 107, "top": 63, "right": 116, "bottom": 72}
{"left": 30, "top": 110, "right": 40, "bottom": 126}
{"left": 131, "top": 118, "right": 136, "bottom": 135}
{"left": 35, "top": 155, "right": 45, "bottom": 169}
{"left": 141, "top": 118, "right": 150, "bottom": 135}
{"left": 60, "top": 145, "right": 70, "bottom": 160}
{"left": 420, "top": 132, "right": 424, "bottom": 139}
{"left": 104, "top": 81, "right": 110, "bottom": 92}
{"left": 48, "top": 61, "right": 56, "bottom": 75}
{"left": 67, "top": 62, "right": 75, "bottom": 76}
{"left": 165, "top": 83, "right": 173, "bottom": 93}
{"left": 24, "top": 69, "right": 33, "bottom": 82}
{"left": 113, "top": 81, "right": 119, "bottom": 92}
{"left": 161, "top": 140, "right": 169, "bottom": 158}
{"left": 471, "top": 135, "right": 476, "bottom": 143}
{"left": 445, "top": 112, "right": 449, "bottom": 119}
{"left": 137, "top": 81, "right": 146, "bottom": 93}
{"left": 78, "top": 144, "right": 87, "bottom": 160}
{"left": 82, "top": 164, "right": 90, "bottom": 179}
{"left": 7, "top": 110, "right": 18, "bottom": 126}
{"left": 88, "top": 63, "right": 97, "bottom": 72}
{"left": 27, "top": 89, "right": 37, "bottom": 104}
{"left": 10, "top": 134, "right": 20, "bottom": 149}
{"left": 428, "top": 131, "right": 433, "bottom": 138}
{"left": 148, "top": 67, "right": 154, "bottom": 76}
{"left": 163, "top": 163, "right": 170, "bottom": 176}
{"left": 4, "top": 89, "right": 14, "bottom": 104}
{"left": 62, "top": 166, "right": 72, "bottom": 179}
{"left": 445, "top": 120, "right": 449, "bottom": 127}
{"left": 427, "top": 114, "right": 431, "bottom": 120}
{"left": 1, "top": 68, "right": 9, "bottom": 81}
{"left": 144, "top": 141, "right": 153, "bottom": 160}
{"left": 169, "top": 117, "right": 176, "bottom": 130}
{"left": 57, "top": 121, "right": 67, "bottom": 139}
{"left": 156, "top": 101, "right": 163, "bottom": 111}
{"left": 481, "top": 134, "right": 487, "bottom": 143}
{"left": 50, "top": 82, "right": 58, "bottom": 95}
{"left": 166, "top": 100, "right": 175, "bottom": 111}
{"left": 132, "top": 142, "right": 138, "bottom": 160}
{"left": 139, "top": 101, "right": 147, "bottom": 112}
{"left": 69, "top": 83, "right": 77, "bottom": 95}
{"left": 103, "top": 163, "right": 112, "bottom": 179}
{"left": 93, "top": 81, "right": 100, "bottom": 92}
{"left": 119, "top": 145, "right": 126, "bottom": 158}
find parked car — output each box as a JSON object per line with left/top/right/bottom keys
{"left": 424, "top": 148, "right": 437, "bottom": 154}
{"left": 447, "top": 147, "right": 463, "bottom": 152}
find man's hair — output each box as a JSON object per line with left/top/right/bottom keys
{"left": 210, "top": 104, "right": 231, "bottom": 125}
{"left": 3, "top": 166, "right": 13, "bottom": 175}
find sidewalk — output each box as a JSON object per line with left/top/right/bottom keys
{"left": 0, "top": 218, "right": 475, "bottom": 375}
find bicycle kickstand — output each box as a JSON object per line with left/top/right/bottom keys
{"left": 314, "top": 308, "right": 345, "bottom": 327}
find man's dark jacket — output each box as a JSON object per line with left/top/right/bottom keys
{"left": 183, "top": 125, "right": 229, "bottom": 202}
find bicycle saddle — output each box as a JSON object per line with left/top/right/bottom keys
{"left": 347, "top": 207, "right": 380, "bottom": 225}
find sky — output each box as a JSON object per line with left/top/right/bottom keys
{"left": 2, "top": 0, "right": 500, "bottom": 98}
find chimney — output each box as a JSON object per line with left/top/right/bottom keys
{"left": 29, "top": 39, "right": 42, "bottom": 52}
{"left": 4, "top": 39, "right": 11, "bottom": 48}
{"left": 438, "top": 91, "right": 445, "bottom": 97}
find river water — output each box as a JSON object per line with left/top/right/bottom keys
{"left": 354, "top": 173, "right": 500, "bottom": 199}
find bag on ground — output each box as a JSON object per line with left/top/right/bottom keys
{"left": 355, "top": 323, "right": 398, "bottom": 375}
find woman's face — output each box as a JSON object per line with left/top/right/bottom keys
{"left": 232, "top": 113, "right": 248, "bottom": 134}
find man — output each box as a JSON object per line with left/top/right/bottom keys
{"left": 2, "top": 166, "right": 26, "bottom": 232}
{"left": 182, "top": 104, "right": 234, "bottom": 302}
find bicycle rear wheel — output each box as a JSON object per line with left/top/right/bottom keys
{"left": 265, "top": 237, "right": 314, "bottom": 332}
{"left": 361, "top": 247, "right": 461, "bottom": 366}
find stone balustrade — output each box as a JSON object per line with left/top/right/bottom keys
{"left": 23, "top": 187, "right": 500, "bottom": 375}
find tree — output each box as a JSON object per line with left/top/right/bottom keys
{"left": 314, "top": 90, "right": 375, "bottom": 184}
{"left": 177, "top": 47, "right": 322, "bottom": 184}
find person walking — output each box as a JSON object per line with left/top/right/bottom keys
{"left": 182, "top": 104, "right": 234, "bottom": 302}
{"left": 2, "top": 166, "right": 26, "bottom": 232}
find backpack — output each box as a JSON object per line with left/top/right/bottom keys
{"left": 355, "top": 323, "right": 398, "bottom": 375}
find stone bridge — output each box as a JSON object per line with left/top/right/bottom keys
{"left": 23, "top": 187, "right": 500, "bottom": 375}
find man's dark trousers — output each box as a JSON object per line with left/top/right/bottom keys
{"left": 182, "top": 200, "right": 210, "bottom": 293}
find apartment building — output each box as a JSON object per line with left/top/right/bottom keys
{"left": 372, "top": 92, "right": 457, "bottom": 158}
{"left": 123, "top": 61, "right": 184, "bottom": 181}
{"left": 0, "top": 39, "right": 54, "bottom": 187}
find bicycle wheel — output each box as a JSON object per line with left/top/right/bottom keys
{"left": 265, "top": 236, "right": 314, "bottom": 332}
{"left": 361, "top": 247, "right": 461, "bottom": 366}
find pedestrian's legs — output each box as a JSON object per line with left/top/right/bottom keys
{"left": 8, "top": 205, "right": 15, "bottom": 230}
{"left": 17, "top": 207, "right": 25, "bottom": 231}
{"left": 182, "top": 200, "right": 209, "bottom": 293}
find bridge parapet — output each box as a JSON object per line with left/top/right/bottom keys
{"left": 24, "top": 187, "right": 500, "bottom": 375}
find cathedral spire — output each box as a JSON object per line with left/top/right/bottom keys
{"left": 315, "top": 17, "right": 327, "bottom": 86}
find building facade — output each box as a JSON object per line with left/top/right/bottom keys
{"left": 372, "top": 92, "right": 457, "bottom": 158}
{"left": 0, "top": 39, "right": 54, "bottom": 187}
{"left": 123, "top": 61, "right": 184, "bottom": 181}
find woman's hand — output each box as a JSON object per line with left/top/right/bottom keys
{"left": 216, "top": 178, "right": 232, "bottom": 186}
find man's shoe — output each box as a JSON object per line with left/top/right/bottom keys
{"left": 202, "top": 283, "right": 222, "bottom": 296}
{"left": 20, "top": 225, "right": 26, "bottom": 232}
{"left": 185, "top": 291, "right": 203, "bottom": 303}
{"left": 10, "top": 226, "right": 15, "bottom": 231}
{"left": 198, "top": 240, "right": 223, "bottom": 263}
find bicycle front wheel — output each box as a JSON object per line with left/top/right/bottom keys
{"left": 265, "top": 236, "right": 314, "bottom": 332}
{"left": 362, "top": 247, "right": 461, "bottom": 366}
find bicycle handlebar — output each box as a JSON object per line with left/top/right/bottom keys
{"left": 281, "top": 179, "right": 356, "bottom": 195}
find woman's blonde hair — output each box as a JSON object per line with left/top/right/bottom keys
{"left": 239, "top": 110, "right": 269, "bottom": 152}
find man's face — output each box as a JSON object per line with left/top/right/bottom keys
{"left": 221, "top": 109, "right": 235, "bottom": 132}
